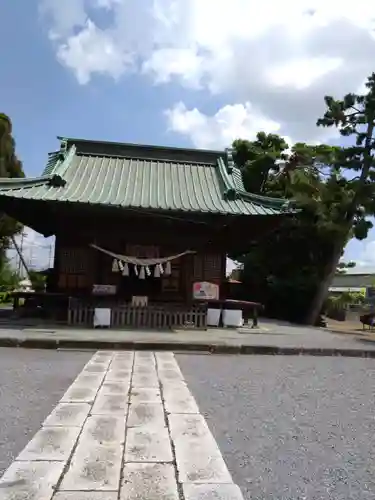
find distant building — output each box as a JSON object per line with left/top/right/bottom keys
{"left": 228, "top": 266, "right": 243, "bottom": 282}
{"left": 331, "top": 268, "right": 375, "bottom": 290}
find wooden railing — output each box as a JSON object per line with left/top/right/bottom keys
{"left": 68, "top": 304, "right": 94, "bottom": 327}
{"left": 68, "top": 301, "right": 207, "bottom": 329}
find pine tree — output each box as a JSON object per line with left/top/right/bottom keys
{"left": 0, "top": 114, "right": 24, "bottom": 266}
{"left": 306, "top": 73, "right": 375, "bottom": 324}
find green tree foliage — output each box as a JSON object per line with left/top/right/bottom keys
{"left": 231, "top": 135, "right": 337, "bottom": 322}
{"left": 233, "top": 132, "right": 289, "bottom": 193}
{"left": 327, "top": 291, "right": 365, "bottom": 310}
{"left": 0, "top": 114, "right": 25, "bottom": 267}
{"left": 306, "top": 74, "right": 375, "bottom": 323}
{"left": 0, "top": 259, "right": 20, "bottom": 291}
{"left": 28, "top": 270, "right": 46, "bottom": 292}
{"left": 232, "top": 73, "right": 375, "bottom": 324}
{"left": 0, "top": 114, "right": 24, "bottom": 177}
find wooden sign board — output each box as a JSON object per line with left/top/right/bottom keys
{"left": 193, "top": 281, "right": 219, "bottom": 301}
{"left": 92, "top": 284, "right": 117, "bottom": 295}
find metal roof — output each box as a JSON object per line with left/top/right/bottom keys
{"left": 0, "top": 138, "right": 293, "bottom": 217}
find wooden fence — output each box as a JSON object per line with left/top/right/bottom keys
{"left": 68, "top": 302, "right": 207, "bottom": 329}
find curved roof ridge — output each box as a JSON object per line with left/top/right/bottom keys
{"left": 218, "top": 152, "right": 295, "bottom": 212}
{"left": 0, "top": 174, "right": 65, "bottom": 190}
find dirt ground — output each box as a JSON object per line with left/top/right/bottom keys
{"left": 325, "top": 317, "right": 371, "bottom": 336}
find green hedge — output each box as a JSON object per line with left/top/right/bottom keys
{"left": 0, "top": 292, "right": 11, "bottom": 303}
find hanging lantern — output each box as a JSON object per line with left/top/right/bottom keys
{"left": 134, "top": 265, "right": 138, "bottom": 276}
{"left": 122, "top": 262, "right": 129, "bottom": 276}
{"left": 165, "top": 261, "right": 172, "bottom": 275}
{"left": 159, "top": 263, "right": 164, "bottom": 275}
{"left": 139, "top": 266, "right": 145, "bottom": 280}
{"left": 146, "top": 266, "right": 151, "bottom": 277}
{"left": 112, "top": 259, "right": 119, "bottom": 273}
{"left": 118, "top": 261, "right": 124, "bottom": 272}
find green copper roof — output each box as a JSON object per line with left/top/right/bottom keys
{"left": 0, "top": 138, "right": 292, "bottom": 216}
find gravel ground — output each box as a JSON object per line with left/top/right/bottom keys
{"left": 177, "top": 354, "right": 375, "bottom": 500}
{"left": 0, "top": 347, "right": 92, "bottom": 475}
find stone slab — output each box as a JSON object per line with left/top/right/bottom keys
{"left": 183, "top": 484, "right": 244, "bottom": 500}
{"left": 157, "top": 368, "right": 184, "bottom": 383}
{"left": 80, "top": 415, "right": 126, "bottom": 446}
{"left": 125, "top": 426, "right": 173, "bottom": 462}
{"left": 127, "top": 402, "right": 165, "bottom": 427}
{"left": 90, "top": 352, "right": 113, "bottom": 361}
{"left": 74, "top": 373, "right": 106, "bottom": 388}
{"left": 133, "top": 363, "right": 156, "bottom": 375}
{"left": 54, "top": 493, "right": 118, "bottom": 500}
{"left": 93, "top": 351, "right": 113, "bottom": 358}
{"left": 134, "top": 351, "right": 155, "bottom": 361}
{"left": 168, "top": 414, "right": 212, "bottom": 441}
{"left": 155, "top": 352, "right": 175, "bottom": 363}
{"left": 0, "top": 461, "right": 65, "bottom": 500}
{"left": 121, "top": 463, "right": 178, "bottom": 500}
{"left": 60, "top": 444, "right": 123, "bottom": 491}
{"left": 133, "top": 359, "right": 155, "bottom": 367}
{"left": 100, "top": 380, "right": 130, "bottom": 395}
{"left": 110, "top": 360, "right": 133, "bottom": 371}
{"left": 61, "top": 385, "right": 99, "bottom": 404}
{"left": 163, "top": 386, "right": 200, "bottom": 414}
{"left": 160, "top": 380, "right": 188, "bottom": 389}
{"left": 133, "top": 356, "right": 155, "bottom": 367}
{"left": 175, "top": 442, "right": 233, "bottom": 484}
{"left": 105, "top": 369, "right": 132, "bottom": 382}
{"left": 87, "top": 359, "right": 111, "bottom": 368}
{"left": 113, "top": 351, "right": 134, "bottom": 360}
{"left": 131, "top": 373, "right": 159, "bottom": 388}
{"left": 82, "top": 362, "right": 109, "bottom": 374}
{"left": 130, "top": 388, "right": 161, "bottom": 403}
{"left": 169, "top": 414, "right": 232, "bottom": 484}
{"left": 91, "top": 393, "right": 128, "bottom": 415}
{"left": 17, "top": 426, "right": 81, "bottom": 462}
{"left": 43, "top": 403, "right": 91, "bottom": 427}
{"left": 157, "top": 360, "right": 179, "bottom": 370}
{"left": 86, "top": 356, "right": 112, "bottom": 366}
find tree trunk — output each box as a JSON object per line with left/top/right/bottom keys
{"left": 306, "top": 118, "right": 374, "bottom": 326}
{"left": 304, "top": 237, "right": 347, "bottom": 325}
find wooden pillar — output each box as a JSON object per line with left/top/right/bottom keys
{"left": 220, "top": 253, "right": 227, "bottom": 300}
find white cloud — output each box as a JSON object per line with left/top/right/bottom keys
{"left": 40, "top": 0, "right": 375, "bottom": 145}
{"left": 39, "top": 0, "right": 88, "bottom": 39}
{"left": 349, "top": 240, "right": 375, "bottom": 270}
{"left": 94, "top": 0, "right": 123, "bottom": 8}
{"left": 142, "top": 49, "right": 205, "bottom": 89}
{"left": 56, "top": 20, "right": 131, "bottom": 85}
{"left": 165, "top": 102, "right": 286, "bottom": 149}
{"left": 265, "top": 57, "right": 343, "bottom": 91}
{"left": 7, "top": 229, "right": 55, "bottom": 274}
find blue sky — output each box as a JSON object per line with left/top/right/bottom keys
{"left": 1, "top": 1, "right": 201, "bottom": 176}
{"left": 2, "top": 0, "right": 375, "bottom": 271}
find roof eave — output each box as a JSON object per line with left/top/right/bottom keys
{"left": 217, "top": 156, "right": 297, "bottom": 214}
{"left": 0, "top": 173, "right": 65, "bottom": 191}
{"left": 57, "top": 136, "right": 224, "bottom": 156}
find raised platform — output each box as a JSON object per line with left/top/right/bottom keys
{"left": 0, "top": 323, "right": 374, "bottom": 357}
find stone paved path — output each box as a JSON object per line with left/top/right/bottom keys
{"left": 0, "top": 351, "right": 243, "bottom": 500}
